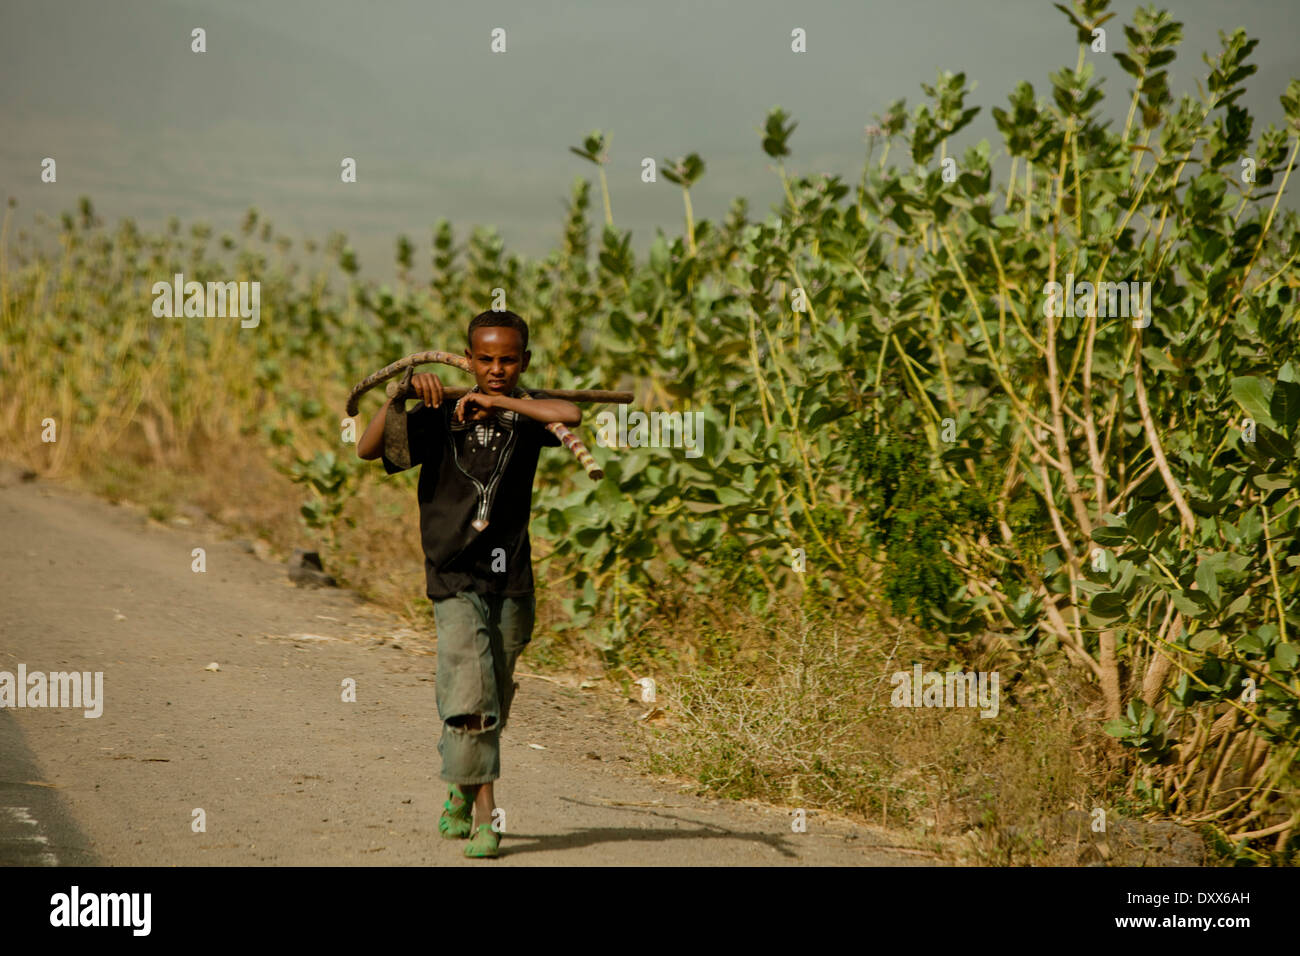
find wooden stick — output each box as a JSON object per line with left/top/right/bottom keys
{"left": 546, "top": 422, "right": 603, "bottom": 480}
{"left": 386, "top": 383, "right": 632, "bottom": 404}
{"left": 346, "top": 350, "right": 631, "bottom": 415}
{"left": 349, "top": 350, "right": 616, "bottom": 481}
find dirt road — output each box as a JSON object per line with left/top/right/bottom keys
{"left": 0, "top": 466, "right": 941, "bottom": 866}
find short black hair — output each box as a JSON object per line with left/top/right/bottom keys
{"left": 468, "top": 310, "right": 528, "bottom": 352}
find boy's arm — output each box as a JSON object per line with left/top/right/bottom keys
{"left": 357, "top": 372, "right": 446, "bottom": 461}
{"left": 356, "top": 398, "right": 392, "bottom": 460}
{"left": 456, "top": 392, "right": 581, "bottom": 426}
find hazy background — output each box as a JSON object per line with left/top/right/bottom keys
{"left": 2, "top": 0, "right": 1297, "bottom": 279}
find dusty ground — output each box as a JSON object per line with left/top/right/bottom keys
{"left": 0, "top": 463, "right": 947, "bottom": 866}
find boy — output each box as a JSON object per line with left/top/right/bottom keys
{"left": 356, "top": 310, "right": 580, "bottom": 858}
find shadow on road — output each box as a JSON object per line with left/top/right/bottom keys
{"left": 496, "top": 795, "right": 800, "bottom": 859}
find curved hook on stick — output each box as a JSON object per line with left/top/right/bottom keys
{"left": 346, "top": 350, "right": 469, "bottom": 417}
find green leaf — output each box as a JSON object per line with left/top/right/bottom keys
{"left": 1270, "top": 379, "right": 1300, "bottom": 431}
{"left": 1250, "top": 473, "right": 1292, "bottom": 493}
{"left": 1089, "top": 591, "right": 1128, "bottom": 621}
{"left": 1091, "top": 524, "right": 1130, "bottom": 546}
{"left": 1237, "top": 631, "right": 1267, "bottom": 655}
{"left": 1141, "top": 346, "right": 1179, "bottom": 372}
{"left": 713, "top": 486, "right": 750, "bottom": 507}
{"left": 1230, "top": 376, "right": 1276, "bottom": 427}
{"left": 1255, "top": 425, "right": 1296, "bottom": 463}
{"left": 1126, "top": 501, "right": 1160, "bottom": 545}
{"left": 1102, "top": 718, "right": 1133, "bottom": 739}
{"left": 1195, "top": 561, "right": 1220, "bottom": 608}
{"left": 1222, "top": 593, "right": 1252, "bottom": 619}
{"left": 1172, "top": 589, "right": 1211, "bottom": 618}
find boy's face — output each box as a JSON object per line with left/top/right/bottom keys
{"left": 466, "top": 325, "right": 529, "bottom": 396}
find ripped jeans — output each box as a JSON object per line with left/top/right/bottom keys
{"left": 432, "top": 591, "right": 535, "bottom": 785}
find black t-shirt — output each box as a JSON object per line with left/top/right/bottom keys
{"left": 382, "top": 389, "right": 562, "bottom": 601}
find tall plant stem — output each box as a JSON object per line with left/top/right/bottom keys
{"left": 1132, "top": 352, "right": 1196, "bottom": 536}
{"left": 1260, "top": 501, "right": 1290, "bottom": 651}
{"left": 1233, "top": 136, "right": 1299, "bottom": 295}
{"left": 681, "top": 187, "right": 696, "bottom": 256}
{"left": 597, "top": 166, "right": 614, "bottom": 227}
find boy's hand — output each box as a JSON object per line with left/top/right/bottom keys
{"left": 411, "top": 372, "right": 444, "bottom": 408}
{"left": 455, "top": 390, "right": 496, "bottom": 423}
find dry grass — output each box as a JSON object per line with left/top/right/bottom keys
{"left": 632, "top": 600, "right": 1108, "bottom": 864}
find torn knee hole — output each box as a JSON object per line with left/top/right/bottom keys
{"left": 448, "top": 713, "right": 498, "bottom": 732}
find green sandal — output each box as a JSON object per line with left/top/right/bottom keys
{"left": 438, "top": 785, "right": 472, "bottom": 839}
{"left": 464, "top": 823, "right": 500, "bottom": 858}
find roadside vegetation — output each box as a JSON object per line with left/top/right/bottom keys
{"left": 3, "top": 0, "right": 1297, "bottom": 864}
